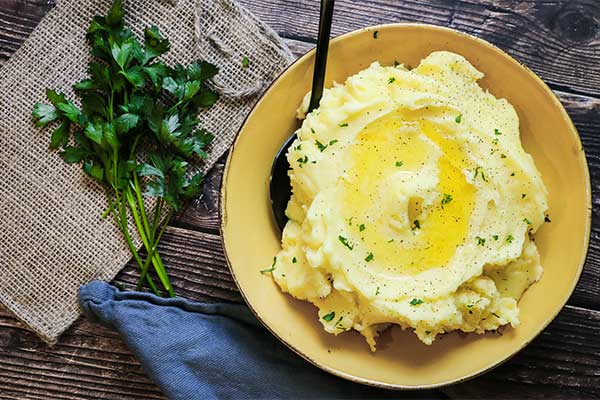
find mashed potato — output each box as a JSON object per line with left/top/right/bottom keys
{"left": 269, "top": 51, "right": 548, "bottom": 350}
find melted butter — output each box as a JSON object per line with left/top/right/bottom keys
{"left": 341, "top": 111, "right": 475, "bottom": 276}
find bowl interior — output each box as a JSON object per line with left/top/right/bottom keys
{"left": 221, "top": 24, "right": 590, "bottom": 388}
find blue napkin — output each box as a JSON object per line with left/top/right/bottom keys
{"left": 79, "top": 282, "right": 441, "bottom": 399}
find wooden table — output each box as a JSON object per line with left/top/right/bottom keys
{"left": 1, "top": 1, "right": 599, "bottom": 398}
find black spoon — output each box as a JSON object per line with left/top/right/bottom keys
{"left": 269, "top": 0, "right": 335, "bottom": 232}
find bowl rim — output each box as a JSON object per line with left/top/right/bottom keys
{"left": 219, "top": 22, "right": 592, "bottom": 390}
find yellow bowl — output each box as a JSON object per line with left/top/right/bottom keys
{"left": 220, "top": 24, "right": 591, "bottom": 389}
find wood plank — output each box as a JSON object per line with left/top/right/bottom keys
{"left": 237, "top": 0, "right": 600, "bottom": 98}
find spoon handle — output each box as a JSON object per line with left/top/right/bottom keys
{"left": 308, "top": 0, "right": 335, "bottom": 112}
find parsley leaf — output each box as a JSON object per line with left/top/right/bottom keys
{"left": 322, "top": 312, "right": 335, "bottom": 321}
{"left": 338, "top": 235, "right": 354, "bottom": 250}
{"left": 260, "top": 257, "right": 277, "bottom": 274}
{"left": 410, "top": 298, "right": 424, "bottom": 306}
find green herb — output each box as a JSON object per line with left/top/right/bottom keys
{"left": 506, "top": 234, "right": 514, "bottom": 243}
{"left": 395, "top": 161, "right": 403, "bottom": 167}
{"left": 387, "top": 238, "right": 394, "bottom": 243}
{"left": 500, "top": 154, "right": 507, "bottom": 159}
{"left": 545, "top": 214, "right": 551, "bottom": 223}
{"left": 441, "top": 193, "right": 453, "bottom": 206}
{"left": 297, "top": 155, "right": 309, "bottom": 166}
{"left": 492, "top": 235, "right": 499, "bottom": 241}
{"left": 522, "top": 194, "right": 527, "bottom": 199}
{"left": 523, "top": 218, "right": 531, "bottom": 225}
{"left": 494, "top": 128, "right": 502, "bottom": 135}
{"left": 292, "top": 257, "right": 297, "bottom": 264}
{"left": 375, "top": 286, "right": 380, "bottom": 295}
{"left": 31, "top": 0, "right": 219, "bottom": 297}
{"left": 388, "top": 77, "right": 396, "bottom": 84}
{"left": 492, "top": 138, "right": 499, "bottom": 145}
{"left": 413, "top": 219, "right": 421, "bottom": 229}
{"left": 315, "top": 140, "right": 327, "bottom": 152}
{"left": 338, "top": 122, "right": 348, "bottom": 127}
{"left": 425, "top": 330, "right": 431, "bottom": 335}
{"left": 467, "top": 304, "right": 474, "bottom": 308}
{"left": 338, "top": 235, "right": 354, "bottom": 250}
{"left": 348, "top": 217, "right": 354, "bottom": 226}
{"left": 365, "top": 252, "right": 374, "bottom": 262}
{"left": 473, "top": 166, "right": 487, "bottom": 182}
{"left": 393, "top": 60, "right": 400, "bottom": 67}
{"left": 359, "top": 223, "right": 366, "bottom": 232}
{"left": 491, "top": 312, "right": 500, "bottom": 318}
{"left": 455, "top": 114, "right": 462, "bottom": 123}
{"left": 410, "top": 298, "right": 424, "bottom": 306}
{"left": 476, "top": 236, "right": 486, "bottom": 246}
{"left": 329, "top": 139, "right": 338, "bottom": 145}
{"left": 260, "top": 257, "right": 277, "bottom": 274}
{"left": 242, "top": 56, "right": 250, "bottom": 68}
{"left": 510, "top": 172, "right": 515, "bottom": 177}
{"left": 373, "top": 30, "right": 379, "bottom": 39}
{"left": 322, "top": 311, "right": 335, "bottom": 321}
{"left": 335, "top": 316, "right": 344, "bottom": 329}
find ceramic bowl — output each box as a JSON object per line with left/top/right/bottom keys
{"left": 220, "top": 24, "right": 591, "bottom": 389}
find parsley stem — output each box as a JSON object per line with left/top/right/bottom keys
{"left": 107, "top": 191, "right": 160, "bottom": 296}
{"left": 125, "top": 186, "right": 174, "bottom": 297}
{"left": 137, "top": 209, "right": 172, "bottom": 290}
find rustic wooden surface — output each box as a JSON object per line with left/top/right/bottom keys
{"left": 1, "top": 0, "right": 599, "bottom": 398}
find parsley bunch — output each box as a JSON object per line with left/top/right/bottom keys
{"left": 32, "top": 0, "right": 218, "bottom": 297}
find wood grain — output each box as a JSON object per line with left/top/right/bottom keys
{"left": 1, "top": 0, "right": 600, "bottom": 399}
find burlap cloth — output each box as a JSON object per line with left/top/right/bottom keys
{"left": 0, "top": 0, "right": 294, "bottom": 344}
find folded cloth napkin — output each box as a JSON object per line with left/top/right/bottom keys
{"left": 80, "top": 282, "right": 441, "bottom": 399}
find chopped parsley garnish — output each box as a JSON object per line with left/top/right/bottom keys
{"left": 506, "top": 234, "right": 514, "bottom": 243}
{"left": 494, "top": 128, "right": 502, "bottom": 135}
{"left": 365, "top": 252, "right": 374, "bottom": 262}
{"left": 467, "top": 304, "right": 474, "bottom": 308}
{"left": 425, "top": 330, "right": 431, "bottom": 335}
{"left": 441, "top": 193, "right": 453, "bottom": 206}
{"left": 413, "top": 219, "right": 421, "bottom": 229}
{"left": 410, "top": 298, "right": 424, "bottom": 306}
{"left": 522, "top": 194, "right": 527, "bottom": 199}
{"left": 491, "top": 312, "right": 500, "bottom": 318}
{"left": 260, "top": 257, "right": 277, "bottom": 274}
{"left": 348, "top": 217, "right": 353, "bottom": 226}
{"left": 242, "top": 56, "right": 250, "bottom": 68}
{"left": 373, "top": 30, "right": 379, "bottom": 39}
{"left": 294, "top": 144, "right": 302, "bottom": 151}
{"left": 338, "top": 122, "right": 348, "bottom": 127}
{"left": 492, "top": 235, "right": 499, "bottom": 241}
{"left": 329, "top": 139, "right": 338, "bottom": 145}
{"left": 297, "top": 155, "right": 308, "bottom": 166}
{"left": 322, "top": 311, "right": 335, "bottom": 321}
{"left": 387, "top": 238, "right": 394, "bottom": 243}
{"left": 311, "top": 128, "right": 315, "bottom": 133}
{"left": 455, "top": 114, "right": 462, "bottom": 123}
{"left": 492, "top": 138, "right": 499, "bottom": 145}
{"left": 473, "top": 167, "right": 488, "bottom": 182}
{"left": 523, "top": 218, "right": 531, "bottom": 225}
{"left": 510, "top": 172, "right": 515, "bottom": 177}
{"left": 388, "top": 77, "right": 396, "bottom": 84}
{"left": 476, "top": 236, "right": 486, "bottom": 246}
{"left": 500, "top": 154, "right": 507, "bottom": 159}
{"left": 395, "top": 161, "right": 403, "bottom": 167}
{"left": 335, "top": 316, "right": 344, "bottom": 329}
{"left": 359, "top": 224, "right": 366, "bottom": 232}
{"left": 315, "top": 140, "right": 327, "bottom": 152}
{"left": 545, "top": 214, "right": 551, "bottom": 223}
{"left": 292, "top": 257, "right": 297, "bottom": 264}
{"left": 338, "top": 235, "right": 354, "bottom": 250}
{"left": 393, "top": 60, "right": 400, "bottom": 67}
{"left": 375, "top": 286, "right": 380, "bottom": 295}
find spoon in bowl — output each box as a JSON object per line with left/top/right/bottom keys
{"left": 269, "top": 0, "right": 335, "bottom": 232}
